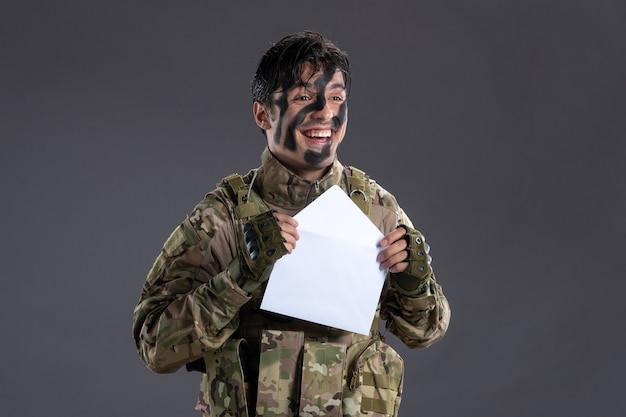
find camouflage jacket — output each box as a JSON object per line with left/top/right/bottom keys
{"left": 132, "top": 148, "right": 450, "bottom": 416}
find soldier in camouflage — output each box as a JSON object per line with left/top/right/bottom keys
{"left": 133, "top": 30, "right": 450, "bottom": 417}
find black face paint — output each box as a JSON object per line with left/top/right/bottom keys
{"left": 272, "top": 92, "right": 289, "bottom": 146}
{"left": 276, "top": 67, "right": 348, "bottom": 165}
{"left": 303, "top": 141, "right": 332, "bottom": 165}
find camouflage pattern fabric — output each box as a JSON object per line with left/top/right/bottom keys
{"left": 133, "top": 148, "right": 451, "bottom": 417}
{"left": 254, "top": 330, "right": 303, "bottom": 416}
{"left": 196, "top": 338, "right": 249, "bottom": 417}
{"left": 343, "top": 339, "right": 404, "bottom": 417}
{"left": 299, "top": 341, "right": 347, "bottom": 417}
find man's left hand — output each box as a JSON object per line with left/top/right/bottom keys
{"left": 377, "top": 227, "right": 409, "bottom": 273}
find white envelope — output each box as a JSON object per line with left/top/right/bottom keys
{"left": 260, "top": 185, "right": 386, "bottom": 335}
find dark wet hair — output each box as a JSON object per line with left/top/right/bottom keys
{"left": 252, "top": 31, "right": 351, "bottom": 104}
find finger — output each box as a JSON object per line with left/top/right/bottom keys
{"left": 279, "top": 228, "right": 297, "bottom": 251}
{"left": 377, "top": 238, "right": 407, "bottom": 263}
{"left": 278, "top": 221, "right": 299, "bottom": 241}
{"left": 282, "top": 241, "right": 295, "bottom": 253}
{"left": 274, "top": 212, "right": 298, "bottom": 227}
{"left": 274, "top": 213, "right": 299, "bottom": 240}
{"left": 380, "top": 251, "right": 409, "bottom": 272}
{"left": 388, "top": 261, "right": 409, "bottom": 274}
{"left": 378, "top": 227, "right": 406, "bottom": 247}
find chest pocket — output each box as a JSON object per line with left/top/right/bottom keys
{"left": 343, "top": 339, "right": 404, "bottom": 417}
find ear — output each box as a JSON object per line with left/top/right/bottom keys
{"left": 253, "top": 102, "right": 272, "bottom": 130}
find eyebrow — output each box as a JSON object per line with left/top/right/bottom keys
{"left": 293, "top": 81, "right": 346, "bottom": 91}
{"left": 328, "top": 82, "right": 347, "bottom": 90}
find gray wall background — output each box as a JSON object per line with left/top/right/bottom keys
{"left": 2, "top": 1, "right": 625, "bottom": 416}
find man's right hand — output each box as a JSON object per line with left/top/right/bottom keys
{"left": 272, "top": 212, "right": 299, "bottom": 254}
{"left": 236, "top": 211, "right": 299, "bottom": 284}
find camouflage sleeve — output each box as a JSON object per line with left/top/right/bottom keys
{"left": 132, "top": 193, "right": 250, "bottom": 373}
{"left": 379, "top": 207, "right": 451, "bottom": 349}
{"left": 381, "top": 273, "right": 451, "bottom": 349}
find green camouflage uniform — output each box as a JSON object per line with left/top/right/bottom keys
{"left": 133, "top": 148, "right": 450, "bottom": 416}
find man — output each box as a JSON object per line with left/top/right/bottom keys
{"left": 133, "top": 31, "right": 450, "bottom": 417}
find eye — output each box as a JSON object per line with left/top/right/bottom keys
{"left": 295, "top": 95, "right": 311, "bottom": 101}
{"left": 330, "top": 95, "right": 344, "bottom": 101}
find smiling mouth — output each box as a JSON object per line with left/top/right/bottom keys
{"left": 301, "top": 128, "right": 333, "bottom": 144}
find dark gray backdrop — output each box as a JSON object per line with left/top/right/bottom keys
{"left": 2, "top": 1, "right": 625, "bottom": 416}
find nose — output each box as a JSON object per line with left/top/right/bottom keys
{"left": 311, "top": 99, "right": 333, "bottom": 121}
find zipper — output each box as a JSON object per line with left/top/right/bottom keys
{"left": 306, "top": 180, "right": 321, "bottom": 205}
{"left": 348, "top": 338, "right": 377, "bottom": 391}
{"left": 350, "top": 367, "right": 362, "bottom": 390}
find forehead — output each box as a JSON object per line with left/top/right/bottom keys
{"left": 292, "top": 67, "right": 346, "bottom": 90}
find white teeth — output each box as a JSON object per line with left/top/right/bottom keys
{"left": 305, "top": 129, "right": 331, "bottom": 138}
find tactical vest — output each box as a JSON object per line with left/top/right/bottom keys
{"left": 218, "top": 165, "right": 372, "bottom": 221}
{"left": 195, "top": 167, "right": 404, "bottom": 417}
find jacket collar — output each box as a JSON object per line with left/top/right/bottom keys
{"left": 254, "top": 147, "right": 347, "bottom": 210}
